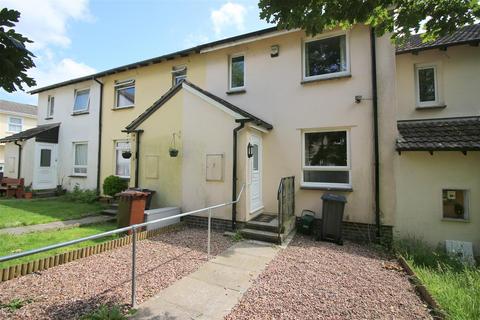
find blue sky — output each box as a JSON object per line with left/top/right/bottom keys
{"left": 0, "top": 0, "right": 272, "bottom": 104}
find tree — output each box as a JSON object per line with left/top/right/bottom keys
{"left": 258, "top": 0, "right": 480, "bottom": 42}
{"left": 0, "top": 8, "right": 36, "bottom": 92}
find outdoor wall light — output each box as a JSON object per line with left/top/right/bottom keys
{"left": 270, "top": 45, "right": 279, "bottom": 57}
{"left": 247, "top": 143, "right": 253, "bottom": 158}
{"left": 355, "top": 95, "right": 363, "bottom": 103}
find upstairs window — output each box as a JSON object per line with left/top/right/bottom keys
{"left": 229, "top": 54, "right": 245, "bottom": 90}
{"left": 115, "top": 80, "right": 135, "bottom": 109}
{"left": 172, "top": 65, "right": 187, "bottom": 86}
{"left": 443, "top": 189, "right": 469, "bottom": 220}
{"left": 73, "top": 142, "right": 88, "bottom": 175}
{"left": 302, "top": 130, "right": 351, "bottom": 188}
{"left": 8, "top": 117, "right": 22, "bottom": 133}
{"left": 415, "top": 64, "right": 439, "bottom": 107}
{"left": 304, "top": 33, "right": 348, "bottom": 80}
{"left": 73, "top": 89, "right": 90, "bottom": 113}
{"left": 115, "top": 140, "right": 131, "bottom": 178}
{"left": 47, "top": 96, "right": 54, "bottom": 118}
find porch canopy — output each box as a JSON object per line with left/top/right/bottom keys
{"left": 0, "top": 123, "right": 60, "bottom": 143}
{"left": 396, "top": 116, "right": 480, "bottom": 153}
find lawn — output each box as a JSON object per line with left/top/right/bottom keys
{"left": 0, "top": 197, "right": 105, "bottom": 229}
{"left": 395, "top": 238, "right": 480, "bottom": 320}
{"left": 0, "top": 222, "right": 118, "bottom": 269}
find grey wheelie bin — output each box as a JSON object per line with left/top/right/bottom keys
{"left": 321, "top": 193, "right": 347, "bottom": 245}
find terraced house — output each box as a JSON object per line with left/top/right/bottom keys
{"left": 5, "top": 24, "right": 479, "bottom": 255}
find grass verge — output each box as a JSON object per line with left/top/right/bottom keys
{"left": 395, "top": 238, "right": 480, "bottom": 319}
{"left": 0, "top": 222, "right": 118, "bottom": 269}
{"left": 0, "top": 197, "right": 105, "bottom": 229}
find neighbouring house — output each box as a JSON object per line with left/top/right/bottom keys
{"left": 394, "top": 24, "right": 480, "bottom": 255}
{"left": 0, "top": 100, "right": 37, "bottom": 177}
{"left": 1, "top": 80, "right": 101, "bottom": 191}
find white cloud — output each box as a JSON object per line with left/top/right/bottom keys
{"left": 32, "top": 58, "right": 96, "bottom": 88}
{"left": 211, "top": 2, "right": 247, "bottom": 36}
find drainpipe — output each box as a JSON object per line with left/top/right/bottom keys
{"left": 232, "top": 119, "right": 251, "bottom": 230}
{"left": 134, "top": 130, "right": 143, "bottom": 188}
{"left": 94, "top": 78, "right": 103, "bottom": 193}
{"left": 370, "top": 27, "right": 381, "bottom": 238}
{"left": 14, "top": 141, "right": 22, "bottom": 179}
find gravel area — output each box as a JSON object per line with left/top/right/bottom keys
{"left": 226, "top": 234, "right": 432, "bottom": 320}
{"left": 0, "top": 227, "right": 233, "bottom": 320}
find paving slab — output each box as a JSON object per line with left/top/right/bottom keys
{"left": 133, "top": 240, "right": 281, "bottom": 320}
{"left": 0, "top": 215, "right": 114, "bottom": 235}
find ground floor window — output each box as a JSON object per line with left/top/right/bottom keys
{"left": 0, "top": 162, "right": 4, "bottom": 173}
{"left": 302, "top": 129, "right": 350, "bottom": 188}
{"left": 442, "top": 189, "right": 468, "bottom": 220}
{"left": 115, "top": 140, "right": 131, "bottom": 178}
{"left": 73, "top": 142, "right": 88, "bottom": 175}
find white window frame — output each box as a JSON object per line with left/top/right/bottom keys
{"left": 301, "top": 128, "right": 351, "bottom": 189}
{"left": 302, "top": 30, "right": 350, "bottom": 81}
{"left": 115, "top": 140, "right": 131, "bottom": 179}
{"left": 415, "top": 64, "right": 440, "bottom": 107}
{"left": 114, "top": 79, "right": 135, "bottom": 109}
{"left": 47, "top": 96, "right": 54, "bottom": 118}
{"left": 441, "top": 188, "right": 469, "bottom": 221}
{"left": 172, "top": 65, "right": 187, "bottom": 86}
{"left": 73, "top": 88, "right": 90, "bottom": 113}
{"left": 228, "top": 53, "right": 246, "bottom": 91}
{"left": 7, "top": 116, "right": 23, "bottom": 133}
{"left": 72, "top": 142, "right": 88, "bottom": 176}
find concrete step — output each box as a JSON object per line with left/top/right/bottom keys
{"left": 245, "top": 220, "right": 279, "bottom": 233}
{"left": 240, "top": 228, "right": 280, "bottom": 244}
{"left": 33, "top": 189, "right": 57, "bottom": 198}
{"left": 102, "top": 208, "right": 118, "bottom": 216}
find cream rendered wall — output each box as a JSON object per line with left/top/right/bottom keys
{"left": 203, "top": 26, "right": 397, "bottom": 225}
{"left": 100, "top": 55, "right": 206, "bottom": 192}
{"left": 38, "top": 80, "right": 100, "bottom": 190}
{"left": 396, "top": 45, "right": 480, "bottom": 120}
{"left": 4, "top": 139, "right": 34, "bottom": 185}
{"left": 395, "top": 152, "right": 480, "bottom": 255}
{"left": 0, "top": 113, "right": 36, "bottom": 169}
{"left": 134, "top": 92, "right": 183, "bottom": 208}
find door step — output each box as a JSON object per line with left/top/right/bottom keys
{"left": 240, "top": 228, "right": 280, "bottom": 244}
{"left": 33, "top": 189, "right": 57, "bottom": 198}
{"left": 245, "top": 220, "right": 279, "bottom": 233}
{"left": 101, "top": 209, "right": 118, "bottom": 216}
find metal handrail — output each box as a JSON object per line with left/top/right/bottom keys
{"left": 0, "top": 184, "right": 245, "bottom": 307}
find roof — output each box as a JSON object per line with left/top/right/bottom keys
{"left": 125, "top": 80, "right": 273, "bottom": 132}
{"left": 396, "top": 117, "right": 480, "bottom": 152}
{"left": 0, "top": 99, "right": 37, "bottom": 116}
{"left": 30, "top": 27, "right": 279, "bottom": 94}
{"left": 396, "top": 24, "right": 480, "bottom": 54}
{"left": 0, "top": 123, "right": 60, "bottom": 143}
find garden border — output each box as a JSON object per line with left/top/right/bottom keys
{"left": 0, "top": 222, "right": 184, "bottom": 282}
{"left": 397, "top": 255, "right": 446, "bottom": 319}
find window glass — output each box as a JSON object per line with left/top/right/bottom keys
{"left": 73, "top": 89, "right": 90, "bottom": 112}
{"left": 252, "top": 144, "right": 259, "bottom": 171}
{"left": 418, "top": 67, "right": 436, "bottom": 102}
{"left": 115, "top": 82, "right": 135, "bottom": 108}
{"left": 116, "top": 141, "right": 131, "bottom": 178}
{"left": 73, "top": 143, "right": 88, "bottom": 174}
{"left": 443, "top": 190, "right": 468, "bottom": 220}
{"left": 40, "top": 149, "right": 51, "bottom": 167}
{"left": 305, "top": 35, "right": 347, "bottom": 78}
{"left": 8, "top": 117, "right": 22, "bottom": 132}
{"left": 230, "top": 55, "right": 245, "bottom": 88}
{"left": 48, "top": 96, "right": 54, "bottom": 117}
{"left": 0, "top": 163, "right": 3, "bottom": 173}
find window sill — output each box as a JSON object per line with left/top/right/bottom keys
{"left": 300, "top": 185, "right": 353, "bottom": 192}
{"left": 441, "top": 218, "right": 469, "bottom": 223}
{"left": 71, "top": 111, "right": 89, "bottom": 116}
{"left": 301, "top": 73, "right": 351, "bottom": 85}
{"left": 69, "top": 175, "right": 87, "bottom": 178}
{"left": 112, "top": 106, "right": 135, "bottom": 111}
{"left": 416, "top": 104, "right": 447, "bottom": 110}
{"left": 45, "top": 117, "right": 53, "bottom": 120}
{"left": 226, "top": 89, "right": 246, "bottom": 95}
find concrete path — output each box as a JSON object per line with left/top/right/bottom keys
{"left": 132, "top": 240, "right": 282, "bottom": 320}
{"left": 0, "top": 215, "right": 115, "bottom": 235}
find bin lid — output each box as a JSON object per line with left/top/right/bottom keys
{"left": 116, "top": 190, "right": 149, "bottom": 198}
{"left": 321, "top": 193, "right": 347, "bottom": 203}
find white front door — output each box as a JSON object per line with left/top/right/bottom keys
{"left": 248, "top": 134, "right": 263, "bottom": 213}
{"left": 33, "top": 143, "right": 57, "bottom": 190}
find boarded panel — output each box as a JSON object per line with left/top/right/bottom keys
{"left": 206, "top": 154, "right": 224, "bottom": 181}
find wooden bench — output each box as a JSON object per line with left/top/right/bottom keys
{"left": 0, "top": 177, "right": 24, "bottom": 198}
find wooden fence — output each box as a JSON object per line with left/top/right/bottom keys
{"left": 0, "top": 223, "right": 183, "bottom": 282}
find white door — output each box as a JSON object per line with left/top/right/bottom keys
{"left": 248, "top": 134, "right": 263, "bottom": 213}
{"left": 33, "top": 143, "right": 57, "bottom": 190}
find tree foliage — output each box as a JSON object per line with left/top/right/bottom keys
{"left": 258, "top": 0, "right": 480, "bottom": 42}
{"left": 0, "top": 8, "right": 36, "bottom": 92}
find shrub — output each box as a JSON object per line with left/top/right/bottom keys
{"left": 80, "top": 305, "right": 127, "bottom": 320}
{"left": 103, "top": 175, "right": 128, "bottom": 197}
{"left": 64, "top": 185, "right": 98, "bottom": 204}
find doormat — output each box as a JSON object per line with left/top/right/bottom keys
{"left": 252, "top": 214, "right": 276, "bottom": 223}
